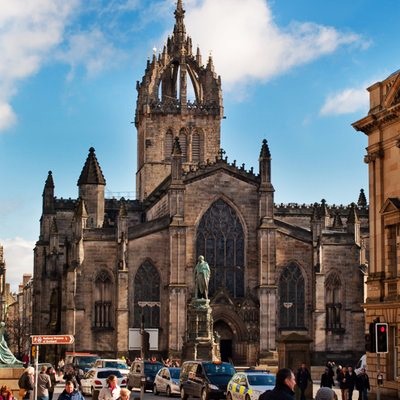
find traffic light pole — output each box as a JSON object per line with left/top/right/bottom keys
{"left": 376, "top": 353, "right": 381, "bottom": 400}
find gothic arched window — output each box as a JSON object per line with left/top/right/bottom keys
{"left": 165, "top": 130, "right": 173, "bottom": 161}
{"left": 192, "top": 131, "right": 201, "bottom": 162}
{"left": 279, "top": 263, "right": 305, "bottom": 329}
{"left": 134, "top": 261, "right": 160, "bottom": 328}
{"left": 94, "top": 270, "right": 113, "bottom": 328}
{"left": 326, "top": 272, "right": 343, "bottom": 332}
{"left": 196, "top": 199, "right": 245, "bottom": 298}
{"left": 179, "top": 129, "right": 187, "bottom": 162}
{"left": 49, "top": 289, "right": 60, "bottom": 332}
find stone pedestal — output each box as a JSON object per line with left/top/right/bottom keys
{"left": 0, "top": 366, "right": 25, "bottom": 399}
{"left": 182, "top": 299, "right": 220, "bottom": 361}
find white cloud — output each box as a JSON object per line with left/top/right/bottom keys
{"left": 184, "top": 0, "right": 363, "bottom": 95}
{"left": 0, "top": 0, "right": 78, "bottom": 133}
{"left": 320, "top": 86, "right": 369, "bottom": 116}
{"left": 56, "top": 29, "right": 125, "bottom": 81}
{"left": 0, "top": 102, "right": 17, "bottom": 131}
{"left": 1, "top": 237, "right": 34, "bottom": 293}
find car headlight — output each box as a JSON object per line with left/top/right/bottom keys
{"left": 172, "top": 380, "right": 180, "bottom": 385}
{"left": 146, "top": 377, "right": 151, "bottom": 381}
{"left": 209, "top": 384, "right": 219, "bottom": 390}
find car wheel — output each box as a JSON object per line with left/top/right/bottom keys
{"left": 153, "top": 384, "right": 159, "bottom": 395}
{"left": 181, "top": 387, "right": 188, "bottom": 400}
{"left": 166, "top": 386, "right": 172, "bottom": 397}
{"left": 227, "top": 393, "right": 232, "bottom": 400}
{"left": 201, "top": 389, "right": 208, "bottom": 400}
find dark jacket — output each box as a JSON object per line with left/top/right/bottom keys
{"left": 320, "top": 372, "right": 335, "bottom": 388}
{"left": 345, "top": 371, "right": 356, "bottom": 390}
{"left": 57, "top": 390, "right": 85, "bottom": 400}
{"left": 259, "top": 385, "right": 295, "bottom": 400}
{"left": 18, "top": 372, "right": 34, "bottom": 390}
{"left": 356, "top": 373, "right": 370, "bottom": 391}
{"left": 296, "top": 368, "right": 311, "bottom": 389}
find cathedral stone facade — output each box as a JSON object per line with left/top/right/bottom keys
{"left": 32, "top": 1, "right": 368, "bottom": 367}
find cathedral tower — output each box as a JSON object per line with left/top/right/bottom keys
{"left": 135, "top": 0, "right": 223, "bottom": 201}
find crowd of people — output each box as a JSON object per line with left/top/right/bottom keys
{"left": 259, "top": 360, "right": 371, "bottom": 400}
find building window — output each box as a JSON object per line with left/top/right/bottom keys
{"left": 192, "top": 132, "right": 200, "bottom": 162}
{"left": 94, "top": 270, "right": 113, "bottom": 328}
{"left": 279, "top": 263, "right": 305, "bottom": 329}
{"left": 165, "top": 130, "right": 173, "bottom": 161}
{"left": 385, "top": 224, "right": 398, "bottom": 278}
{"left": 179, "top": 129, "right": 187, "bottom": 162}
{"left": 196, "top": 199, "right": 245, "bottom": 298}
{"left": 134, "top": 261, "right": 160, "bottom": 328}
{"left": 325, "top": 272, "right": 343, "bottom": 332}
{"left": 49, "top": 289, "right": 60, "bottom": 332}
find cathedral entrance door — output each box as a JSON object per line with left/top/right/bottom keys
{"left": 220, "top": 339, "right": 232, "bottom": 362}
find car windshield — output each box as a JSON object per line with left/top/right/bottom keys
{"left": 77, "top": 356, "right": 99, "bottom": 368}
{"left": 203, "top": 363, "right": 235, "bottom": 376}
{"left": 169, "top": 368, "right": 180, "bottom": 379}
{"left": 104, "top": 362, "right": 128, "bottom": 369}
{"left": 247, "top": 374, "right": 276, "bottom": 386}
{"left": 97, "top": 370, "right": 123, "bottom": 379}
{"left": 144, "top": 363, "right": 163, "bottom": 373}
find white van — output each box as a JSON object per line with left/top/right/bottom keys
{"left": 355, "top": 354, "right": 367, "bottom": 375}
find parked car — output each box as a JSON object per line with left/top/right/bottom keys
{"left": 180, "top": 361, "right": 236, "bottom": 400}
{"left": 153, "top": 367, "right": 181, "bottom": 396}
{"left": 93, "top": 359, "right": 129, "bottom": 376}
{"left": 227, "top": 370, "right": 275, "bottom": 400}
{"left": 127, "top": 360, "right": 163, "bottom": 391}
{"left": 80, "top": 368, "right": 127, "bottom": 396}
{"left": 65, "top": 352, "right": 100, "bottom": 373}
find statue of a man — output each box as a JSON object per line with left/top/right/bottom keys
{"left": 194, "top": 256, "right": 210, "bottom": 299}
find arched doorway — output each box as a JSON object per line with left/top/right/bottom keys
{"left": 214, "top": 320, "right": 234, "bottom": 362}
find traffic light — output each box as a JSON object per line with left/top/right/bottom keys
{"left": 365, "top": 322, "right": 376, "bottom": 352}
{"left": 375, "top": 322, "right": 388, "bottom": 353}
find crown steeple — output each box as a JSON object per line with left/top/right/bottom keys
{"left": 135, "top": 1, "right": 223, "bottom": 201}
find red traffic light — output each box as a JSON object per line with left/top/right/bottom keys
{"left": 380, "top": 326, "right": 386, "bottom": 333}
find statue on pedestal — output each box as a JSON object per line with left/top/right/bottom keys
{"left": 194, "top": 256, "right": 210, "bottom": 299}
{"left": 0, "top": 321, "right": 21, "bottom": 365}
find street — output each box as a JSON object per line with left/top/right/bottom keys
{"left": 51, "top": 382, "right": 343, "bottom": 400}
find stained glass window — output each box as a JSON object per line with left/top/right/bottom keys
{"left": 196, "top": 199, "right": 244, "bottom": 297}
{"left": 133, "top": 261, "right": 160, "bottom": 327}
{"left": 279, "top": 263, "right": 305, "bottom": 329}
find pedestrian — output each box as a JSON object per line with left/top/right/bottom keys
{"left": 315, "top": 387, "right": 338, "bottom": 400}
{"left": 296, "top": 363, "right": 312, "bottom": 400}
{"left": 337, "top": 366, "right": 348, "bottom": 400}
{"left": 356, "top": 368, "right": 370, "bottom": 400}
{"left": 46, "top": 367, "right": 57, "bottom": 400}
{"left": 98, "top": 375, "right": 121, "bottom": 400}
{"left": 37, "top": 365, "right": 51, "bottom": 400}
{"left": 58, "top": 381, "right": 85, "bottom": 400}
{"left": 63, "top": 365, "right": 79, "bottom": 389}
{"left": 116, "top": 388, "right": 130, "bottom": 400}
{"left": 259, "top": 368, "right": 296, "bottom": 400}
{"left": 0, "top": 385, "right": 14, "bottom": 400}
{"left": 321, "top": 367, "right": 335, "bottom": 388}
{"left": 18, "top": 366, "right": 35, "bottom": 400}
{"left": 345, "top": 366, "right": 356, "bottom": 400}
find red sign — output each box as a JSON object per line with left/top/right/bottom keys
{"left": 31, "top": 335, "right": 74, "bottom": 345}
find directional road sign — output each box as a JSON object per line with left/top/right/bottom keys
{"left": 31, "top": 335, "right": 75, "bottom": 345}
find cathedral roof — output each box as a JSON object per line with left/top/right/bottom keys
{"left": 77, "top": 147, "right": 106, "bottom": 186}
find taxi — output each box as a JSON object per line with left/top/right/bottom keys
{"left": 226, "top": 370, "right": 275, "bottom": 400}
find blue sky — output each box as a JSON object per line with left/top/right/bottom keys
{"left": 1, "top": 0, "right": 400, "bottom": 291}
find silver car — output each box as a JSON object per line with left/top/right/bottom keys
{"left": 153, "top": 367, "right": 181, "bottom": 396}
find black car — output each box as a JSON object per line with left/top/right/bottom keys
{"left": 127, "top": 360, "right": 163, "bottom": 391}
{"left": 180, "top": 361, "right": 236, "bottom": 400}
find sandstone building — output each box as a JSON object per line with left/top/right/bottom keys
{"left": 353, "top": 69, "right": 400, "bottom": 399}
{"left": 33, "top": 1, "right": 368, "bottom": 367}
